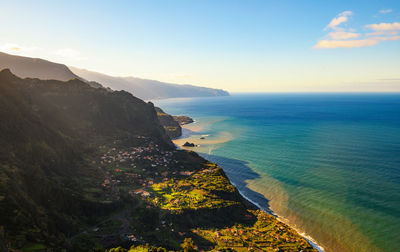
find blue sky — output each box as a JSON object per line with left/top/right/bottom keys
{"left": 1, "top": 0, "right": 400, "bottom": 92}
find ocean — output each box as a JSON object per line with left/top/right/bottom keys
{"left": 153, "top": 93, "right": 400, "bottom": 252}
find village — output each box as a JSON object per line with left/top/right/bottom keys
{"left": 66, "top": 136, "right": 316, "bottom": 251}
{"left": 95, "top": 140, "right": 194, "bottom": 202}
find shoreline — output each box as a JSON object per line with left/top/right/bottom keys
{"left": 174, "top": 121, "right": 325, "bottom": 252}
{"left": 232, "top": 181, "right": 325, "bottom": 252}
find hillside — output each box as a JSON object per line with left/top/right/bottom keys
{"left": 70, "top": 67, "right": 229, "bottom": 100}
{"left": 0, "top": 69, "right": 315, "bottom": 251}
{"left": 0, "top": 52, "right": 104, "bottom": 89}
{"left": 0, "top": 52, "right": 80, "bottom": 81}
{"left": 0, "top": 69, "right": 171, "bottom": 249}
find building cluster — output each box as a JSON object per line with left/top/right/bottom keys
{"left": 96, "top": 141, "right": 195, "bottom": 201}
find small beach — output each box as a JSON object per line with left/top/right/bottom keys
{"left": 173, "top": 126, "right": 233, "bottom": 154}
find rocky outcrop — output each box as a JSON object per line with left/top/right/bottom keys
{"left": 155, "top": 107, "right": 182, "bottom": 139}
{"left": 183, "top": 142, "right": 196, "bottom": 147}
{"left": 173, "top": 115, "right": 194, "bottom": 125}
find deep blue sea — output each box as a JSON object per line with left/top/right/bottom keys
{"left": 154, "top": 94, "right": 400, "bottom": 252}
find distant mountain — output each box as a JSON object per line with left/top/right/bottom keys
{"left": 0, "top": 52, "right": 103, "bottom": 88}
{"left": 0, "top": 51, "right": 80, "bottom": 81}
{"left": 70, "top": 67, "right": 229, "bottom": 100}
{"left": 0, "top": 51, "right": 229, "bottom": 100}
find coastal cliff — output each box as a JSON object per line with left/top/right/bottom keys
{"left": 155, "top": 107, "right": 194, "bottom": 139}
{"left": 155, "top": 107, "right": 183, "bottom": 139}
{"left": 0, "top": 69, "right": 316, "bottom": 251}
{"left": 173, "top": 115, "right": 194, "bottom": 126}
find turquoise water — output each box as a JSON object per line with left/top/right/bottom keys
{"left": 154, "top": 94, "right": 400, "bottom": 252}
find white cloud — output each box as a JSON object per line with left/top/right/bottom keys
{"left": 379, "top": 9, "right": 392, "bottom": 14}
{"left": 314, "top": 14, "right": 400, "bottom": 49}
{"left": 313, "top": 39, "right": 379, "bottom": 49}
{"left": 328, "top": 31, "right": 361, "bottom": 40}
{"left": 366, "top": 30, "right": 399, "bottom": 36}
{"left": 325, "top": 11, "right": 353, "bottom": 30}
{"left": 313, "top": 36, "right": 400, "bottom": 49}
{"left": 365, "top": 22, "right": 400, "bottom": 31}
{"left": 374, "top": 35, "right": 400, "bottom": 41}
{"left": 364, "top": 22, "right": 400, "bottom": 38}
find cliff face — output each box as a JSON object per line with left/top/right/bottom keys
{"left": 155, "top": 107, "right": 183, "bottom": 139}
{"left": 173, "top": 115, "right": 194, "bottom": 125}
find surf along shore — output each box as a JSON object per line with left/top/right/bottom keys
{"left": 172, "top": 118, "right": 325, "bottom": 252}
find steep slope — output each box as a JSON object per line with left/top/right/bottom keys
{"left": 0, "top": 52, "right": 104, "bottom": 89}
{"left": 0, "top": 51, "right": 80, "bottom": 81}
{"left": 155, "top": 107, "right": 182, "bottom": 139}
{"left": 0, "top": 69, "right": 172, "bottom": 249}
{"left": 155, "top": 107, "right": 194, "bottom": 139}
{"left": 70, "top": 67, "right": 229, "bottom": 100}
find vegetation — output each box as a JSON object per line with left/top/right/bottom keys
{"left": 0, "top": 69, "right": 170, "bottom": 249}
{"left": 195, "top": 210, "right": 314, "bottom": 251}
{"left": 155, "top": 107, "right": 182, "bottom": 139}
{"left": 150, "top": 163, "right": 239, "bottom": 212}
{"left": 0, "top": 69, "right": 316, "bottom": 251}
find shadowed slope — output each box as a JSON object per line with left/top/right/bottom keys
{"left": 0, "top": 52, "right": 79, "bottom": 81}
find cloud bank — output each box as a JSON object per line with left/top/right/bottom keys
{"left": 314, "top": 11, "right": 400, "bottom": 49}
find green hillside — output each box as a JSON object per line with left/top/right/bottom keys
{"left": 0, "top": 69, "right": 315, "bottom": 251}
{"left": 0, "top": 69, "right": 171, "bottom": 249}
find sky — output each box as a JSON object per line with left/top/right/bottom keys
{"left": 1, "top": 0, "right": 400, "bottom": 92}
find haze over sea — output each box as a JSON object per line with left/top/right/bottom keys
{"left": 154, "top": 93, "right": 400, "bottom": 252}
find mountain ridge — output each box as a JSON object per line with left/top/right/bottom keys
{"left": 0, "top": 52, "right": 80, "bottom": 81}
{"left": 70, "top": 67, "right": 229, "bottom": 100}
{"left": 0, "top": 51, "right": 229, "bottom": 100}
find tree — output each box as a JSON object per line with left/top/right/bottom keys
{"left": 108, "top": 247, "right": 127, "bottom": 252}
{"left": 181, "top": 238, "right": 197, "bottom": 252}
